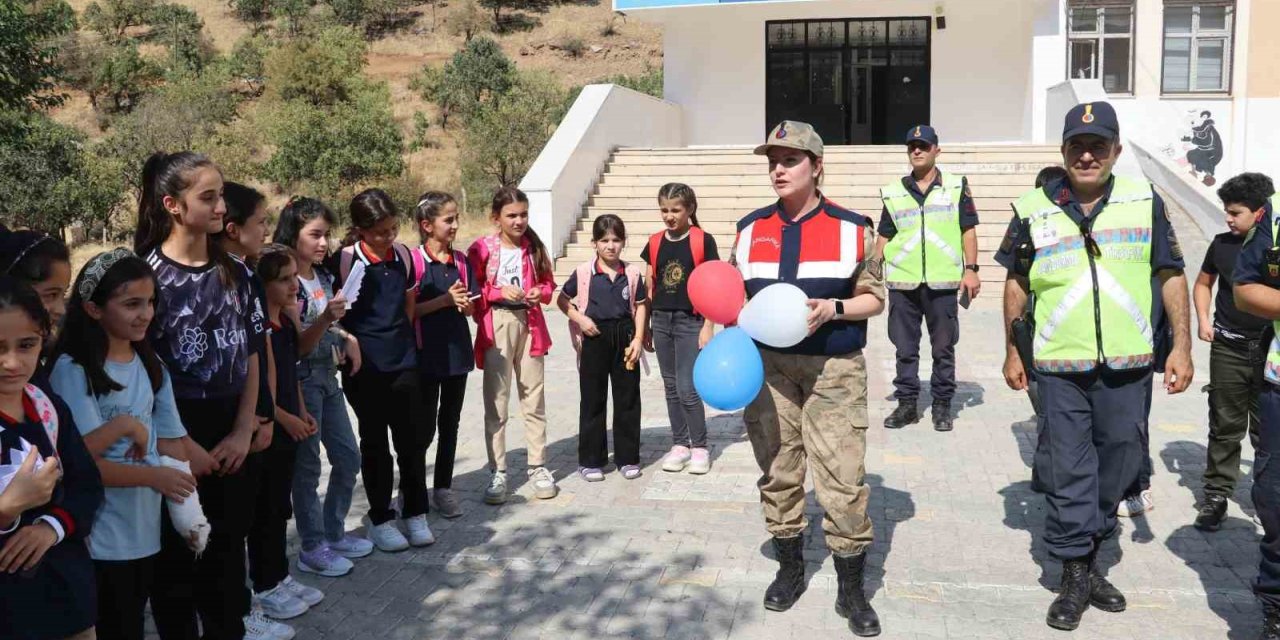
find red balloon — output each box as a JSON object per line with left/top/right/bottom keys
{"left": 687, "top": 260, "right": 745, "bottom": 325}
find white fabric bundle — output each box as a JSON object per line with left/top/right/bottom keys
{"left": 158, "top": 456, "right": 210, "bottom": 556}
{"left": 0, "top": 437, "right": 47, "bottom": 496}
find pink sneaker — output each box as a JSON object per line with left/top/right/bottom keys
{"left": 688, "top": 448, "right": 711, "bottom": 475}
{"left": 661, "top": 445, "right": 692, "bottom": 472}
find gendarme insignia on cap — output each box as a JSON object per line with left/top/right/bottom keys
{"left": 776, "top": 125, "right": 788, "bottom": 139}
{"left": 1081, "top": 104, "right": 1095, "bottom": 124}
{"left": 914, "top": 126, "right": 922, "bottom": 137}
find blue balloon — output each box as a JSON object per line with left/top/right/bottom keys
{"left": 693, "top": 327, "right": 765, "bottom": 411}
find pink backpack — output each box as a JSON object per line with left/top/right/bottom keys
{"left": 409, "top": 245, "right": 469, "bottom": 349}
{"left": 567, "top": 260, "right": 642, "bottom": 361}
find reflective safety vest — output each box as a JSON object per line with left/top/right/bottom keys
{"left": 880, "top": 173, "right": 965, "bottom": 290}
{"left": 1264, "top": 196, "right": 1280, "bottom": 384}
{"left": 1013, "top": 176, "right": 1155, "bottom": 373}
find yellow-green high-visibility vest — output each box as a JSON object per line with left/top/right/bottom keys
{"left": 880, "top": 172, "right": 966, "bottom": 290}
{"left": 1264, "top": 195, "right": 1280, "bottom": 384}
{"left": 1012, "top": 176, "right": 1156, "bottom": 373}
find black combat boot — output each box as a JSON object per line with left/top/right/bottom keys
{"left": 1046, "top": 557, "right": 1091, "bottom": 630}
{"left": 1195, "top": 493, "right": 1229, "bottom": 532}
{"left": 763, "top": 536, "right": 806, "bottom": 612}
{"left": 931, "top": 400, "right": 953, "bottom": 432}
{"left": 883, "top": 399, "right": 920, "bottom": 429}
{"left": 833, "top": 553, "right": 881, "bottom": 637}
{"left": 1085, "top": 549, "right": 1126, "bottom": 613}
{"left": 1262, "top": 603, "right": 1280, "bottom": 640}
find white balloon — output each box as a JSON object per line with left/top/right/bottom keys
{"left": 738, "top": 283, "right": 810, "bottom": 348}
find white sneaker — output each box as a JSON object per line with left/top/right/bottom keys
{"left": 404, "top": 514, "right": 436, "bottom": 546}
{"left": 255, "top": 584, "right": 309, "bottom": 620}
{"left": 366, "top": 517, "right": 410, "bottom": 552}
{"left": 281, "top": 575, "right": 323, "bottom": 607}
{"left": 529, "top": 466, "right": 558, "bottom": 500}
{"left": 245, "top": 607, "right": 295, "bottom": 640}
{"left": 328, "top": 534, "right": 375, "bottom": 559}
{"left": 1117, "top": 489, "right": 1154, "bottom": 518}
{"left": 484, "top": 471, "right": 509, "bottom": 505}
{"left": 661, "top": 445, "right": 692, "bottom": 472}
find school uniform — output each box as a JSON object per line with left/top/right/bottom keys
{"left": 146, "top": 249, "right": 264, "bottom": 640}
{"left": 0, "top": 384, "right": 104, "bottom": 640}
{"left": 336, "top": 242, "right": 429, "bottom": 525}
{"left": 414, "top": 245, "right": 478, "bottom": 490}
{"left": 563, "top": 260, "right": 647, "bottom": 469}
{"left": 248, "top": 315, "right": 301, "bottom": 594}
{"left": 49, "top": 355, "right": 187, "bottom": 640}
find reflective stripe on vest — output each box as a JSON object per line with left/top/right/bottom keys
{"left": 880, "top": 173, "right": 965, "bottom": 290}
{"left": 1265, "top": 195, "right": 1280, "bottom": 384}
{"left": 1014, "top": 176, "right": 1155, "bottom": 373}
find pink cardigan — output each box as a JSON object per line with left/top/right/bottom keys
{"left": 466, "top": 233, "right": 555, "bottom": 369}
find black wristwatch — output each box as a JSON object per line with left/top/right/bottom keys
{"left": 831, "top": 299, "right": 845, "bottom": 316}
{"left": 965, "top": 264, "right": 980, "bottom": 273}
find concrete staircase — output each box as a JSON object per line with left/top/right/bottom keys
{"left": 552, "top": 145, "right": 1064, "bottom": 288}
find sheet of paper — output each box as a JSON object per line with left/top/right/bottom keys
{"left": 340, "top": 261, "right": 366, "bottom": 309}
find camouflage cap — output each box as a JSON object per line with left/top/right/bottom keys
{"left": 754, "top": 120, "right": 824, "bottom": 157}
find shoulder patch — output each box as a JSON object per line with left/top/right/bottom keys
{"left": 865, "top": 257, "right": 883, "bottom": 280}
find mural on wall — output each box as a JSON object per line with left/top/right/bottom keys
{"left": 1180, "top": 110, "right": 1224, "bottom": 187}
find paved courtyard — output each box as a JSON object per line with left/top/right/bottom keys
{"left": 279, "top": 204, "right": 1260, "bottom": 639}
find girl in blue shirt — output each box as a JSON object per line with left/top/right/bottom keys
{"left": 49, "top": 250, "right": 196, "bottom": 640}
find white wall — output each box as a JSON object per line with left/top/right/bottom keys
{"left": 653, "top": 0, "right": 1035, "bottom": 145}
{"left": 1242, "top": 98, "right": 1280, "bottom": 183}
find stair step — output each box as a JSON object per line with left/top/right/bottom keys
{"left": 599, "top": 173, "right": 1047, "bottom": 187}
{"left": 595, "top": 184, "right": 1032, "bottom": 198}
{"left": 609, "top": 163, "right": 1058, "bottom": 176}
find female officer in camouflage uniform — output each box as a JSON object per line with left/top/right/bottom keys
{"left": 733, "top": 121, "right": 887, "bottom": 637}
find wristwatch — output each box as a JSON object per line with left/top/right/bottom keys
{"left": 831, "top": 299, "right": 845, "bottom": 316}
{"left": 965, "top": 264, "right": 980, "bottom": 272}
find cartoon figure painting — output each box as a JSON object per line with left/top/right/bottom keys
{"left": 1182, "top": 110, "right": 1223, "bottom": 187}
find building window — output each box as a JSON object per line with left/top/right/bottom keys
{"left": 1162, "top": 1, "right": 1234, "bottom": 93}
{"left": 1067, "top": 2, "right": 1134, "bottom": 94}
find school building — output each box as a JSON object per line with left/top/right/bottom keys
{"left": 520, "top": 0, "right": 1280, "bottom": 284}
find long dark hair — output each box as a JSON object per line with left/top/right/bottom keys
{"left": 54, "top": 254, "right": 164, "bottom": 395}
{"left": 0, "top": 230, "right": 70, "bottom": 286}
{"left": 490, "top": 186, "right": 551, "bottom": 278}
{"left": 274, "top": 196, "right": 338, "bottom": 256}
{"left": 591, "top": 214, "right": 627, "bottom": 242}
{"left": 0, "top": 275, "right": 51, "bottom": 341}
{"left": 658, "top": 183, "right": 701, "bottom": 228}
{"left": 255, "top": 244, "right": 297, "bottom": 287}
{"left": 133, "top": 151, "right": 240, "bottom": 288}
{"left": 343, "top": 188, "right": 398, "bottom": 248}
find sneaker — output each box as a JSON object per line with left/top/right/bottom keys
{"left": 687, "top": 447, "right": 711, "bottom": 475}
{"left": 433, "top": 488, "right": 463, "bottom": 519}
{"left": 484, "top": 471, "right": 509, "bottom": 505}
{"left": 579, "top": 467, "right": 605, "bottom": 482}
{"left": 404, "top": 514, "right": 436, "bottom": 546}
{"left": 328, "top": 534, "right": 374, "bottom": 559}
{"left": 280, "top": 576, "right": 324, "bottom": 607}
{"left": 254, "top": 584, "right": 309, "bottom": 620}
{"left": 297, "top": 545, "right": 353, "bottom": 578}
{"left": 661, "top": 445, "right": 692, "bottom": 472}
{"left": 1117, "top": 489, "right": 1153, "bottom": 518}
{"left": 621, "top": 464, "right": 642, "bottom": 480}
{"left": 245, "top": 606, "right": 295, "bottom": 640}
{"left": 366, "top": 518, "right": 410, "bottom": 552}
{"left": 529, "top": 466, "right": 559, "bottom": 499}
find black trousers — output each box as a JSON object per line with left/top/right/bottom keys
{"left": 343, "top": 368, "right": 428, "bottom": 524}
{"left": 153, "top": 397, "right": 262, "bottom": 640}
{"left": 421, "top": 373, "right": 467, "bottom": 489}
{"left": 578, "top": 318, "right": 641, "bottom": 469}
{"left": 95, "top": 555, "right": 156, "bottom": 640}
{"left": 1035, "top": 368, "right": 1149, "bottom": 560}
{"left": 1254, "top": 385, "right": 1280, "bottom": 605}
{"left": 888, "top": 287, "right": 959, "bottom": 403}
{"left": 248, "top": 429, "right": 297, "bottom": 593}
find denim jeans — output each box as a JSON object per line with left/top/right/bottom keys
{"left": 652, "top": 309, "right": 707, "bottom": 448}
{"left": 292, "top": 363, "right": 361, "bottom": 550}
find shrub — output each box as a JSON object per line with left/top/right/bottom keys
{"left": 263, "top": 25, "right": 367, "bottom": 105}
{"left": 447, "top": 0, "right": 489, "bottom": 42}
{"left": 560, "top": 35, "right": 584, "bottom": 58}
{"left": 460, "top": 70, "right": 566, "bottom": 201}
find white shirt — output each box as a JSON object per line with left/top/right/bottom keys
{"left": 498, "top": 246, "right": 525, "bottom": 291}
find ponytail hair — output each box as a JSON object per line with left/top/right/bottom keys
{"left": 133, "top": 151, "right": 239, "bottom": 288}
{"left": 657, "top": 182, "right": 700, "bottom": 228}
{"left": 343, "top": 188, "right": 398, "bottom": 248}
{"left": 413, "top": 191, "right": 457, "bottom": 243}
{"left": 490, "top": 186, "right": 551, "bottom": 278}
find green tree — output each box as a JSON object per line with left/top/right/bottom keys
{"left": 68, "top": 39, "right": 160, "bottom": 114}
{"left": 260, "top": 82, "right": 405, "bottom": 194}
{"left": 148, "top": 3, "right": 213, "bottom": 74}
{"left": 274, "top": 0, "right": 312, "bottom": 35}
{"left": 460, "top": 70, "right": 565, "bottom": 198}
{"left": 0, "top": 110, "right": 124, "bottom": 235}
{"left": 82, "top": 0, "right": 156, "bottom": 41}
{"left": 0, "top": 0, "right": 76, "bottom": 110}
{"left": 414, "top": 36, "right": 512, "bottom": 125}
{"left": 227, "top": 33, "right": 268, "bottom": 95}
{"left": 263, "top": 25, "right": 366, "bottom": 105}
{"left": 447, "top": 0, "right": 488, "bottom": 42}
{"left": 229, "top": 0, "right": 271, "bottom": 24}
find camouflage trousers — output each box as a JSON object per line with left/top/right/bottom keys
{"left": 744, "top": 349, "right": 874, "bottom": 555}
